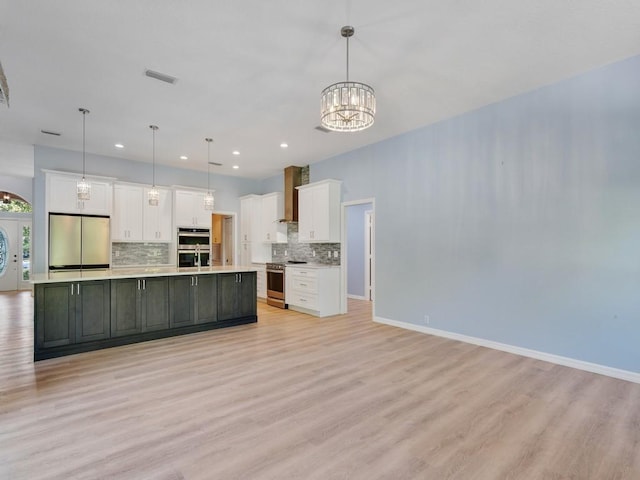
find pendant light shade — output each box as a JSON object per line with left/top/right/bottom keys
{"left": 320, "top": 26, "right": 375, "bottom": 132}
{"left": 148, "top": 125, "right": 159, "bottom": 206}
{"left": 203, "top": 137, "right": 215, "bottom": 211}
{"left": 77, "top": 108, "right": 91, "bottom": 200}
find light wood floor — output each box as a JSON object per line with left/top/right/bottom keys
{"left": 1, "top": 291, "right": 639, "bottom": 479}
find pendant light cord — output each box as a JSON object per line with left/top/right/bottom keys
{"left": 206, "top": 138, "right": 211, "bottom": 191}
{"left": 79, "top": 108, "right": 90, "bottom": 178}
{"left": 150, "top": 125, "right": 158, "bottom": 186}
{"left": 346, "top": 35, "right": 350, "bottom": 83}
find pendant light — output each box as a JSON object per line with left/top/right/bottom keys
{"left": 203, "top": 138, "right": 215, "bottom": 211}
{"left": 76, "top": 108, "right": 91, "bottom": 200}
{"left": 320, "top": 26, "right": 375, "bottom": 132}
{"left": 148, "top": 125, "right": 159, "bottom": 206}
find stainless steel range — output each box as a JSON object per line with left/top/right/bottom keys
{"left": 266, "top": 262, "right": 286, "bottom": 308}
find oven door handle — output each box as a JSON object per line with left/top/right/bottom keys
{"left": 266, "top": 269, "right": 284, "bottom": 274}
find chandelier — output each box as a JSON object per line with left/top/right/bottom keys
{"left": 203, "top": 138, "right": 215, "bottom": 211}
{"left": 320, "top": 26, "right": 375, "bottom": 132}
{"left": 148, "top": 125, "right": 159, "bottom": 206}
{"left": 77, "top": 108, "right": 91, "bottom": 200}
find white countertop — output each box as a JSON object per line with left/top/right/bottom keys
{"left": 32, "top": 265, "right": 258, "bottom": 284}
{"left": 284, "top": 263, "right": 340, "bottom": 269}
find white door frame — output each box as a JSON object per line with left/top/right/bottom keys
{"left": 214, "top": 210, "right": 237, "bottom": 265}
{"left": 364, "top": 210, "right": 373, "bottom": 302}
{"left": 340, "top": 198, "right": 375, "bottom": 315}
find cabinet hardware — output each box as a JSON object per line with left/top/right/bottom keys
{"left": 77, "top": 283, "right": 80, "bottom": 295}
{"left": 195, "top": 276, "right": 198, "bottom": 286}
{"left": 70, "top": 284, "right": 74, "bottom": 295}
{"left": 143, "top": 279, "right": 146, "bottom": 290}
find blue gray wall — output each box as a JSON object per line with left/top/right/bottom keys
{"left": 346, "top": 203, "right": 372, "bottom": 298}
{"left": 33, "top": 146, "right": 262, "bottom": 273}
{"left": 306, "top": 55, "right": 640, "bottom": 372}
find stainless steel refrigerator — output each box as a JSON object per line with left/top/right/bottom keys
{"left": 49, "top": 213, "right": 111, "bottom": 270}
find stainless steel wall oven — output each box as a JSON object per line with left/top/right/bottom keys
{"left": 177, "top": 227, "right": 211, "bottom": 267}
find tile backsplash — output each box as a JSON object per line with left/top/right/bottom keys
{"left": 112, "top": 242, "right": 171, "bottom": 266}
{"left": 271, "top": 223, "right": 340, "bottom": 265}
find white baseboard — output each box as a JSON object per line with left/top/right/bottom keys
{"left": 347, "top": 294, "right": 367, "bottom": 300}
{"left": 374, "top": 316, "right": 640, "bottom": 385}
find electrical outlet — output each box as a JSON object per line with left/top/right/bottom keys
{"left": 333, "top": 251, "right": 339, "bottom": 258}
{"left": 284, "top": 250, "right": 288, "bottom": 256}
{"left": 327, "top": 251, "right": 331, "bottom": 258}
{"left": 115, "top": 250, "right": 119, "bottom": 257}
{"left": 312, "top": 250, "right": 316, "bottom": 257}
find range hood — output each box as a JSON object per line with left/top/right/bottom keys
{"left": 280, "top": 165, "right": 302, "bottom": 223}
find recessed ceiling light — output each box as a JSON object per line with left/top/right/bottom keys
{"left": 280, "top": 143, "right": 288, "bottom": 148}
{"left": 115, "top": 143, "right": 124, "bottom": 149}
{"left": 180, "top": 155, "right": 188, "bottom": 160}
{"left": 233, "top": 165, "right": 239, "bottom": 169}
{"left": 232, "top": 150, "right": 240, "bottom": 155}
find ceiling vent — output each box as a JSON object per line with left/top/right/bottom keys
{"left": 208, "top": 161, "right": 223, "bottom": 167}
{"left": 144, "top": 69, "right": 177, "bottom": 85}
{"left": 0, "top": 61, "right": 9, "bottom": 107}
{"left": 41, "top": 129, "right": 61, "bottom": 136}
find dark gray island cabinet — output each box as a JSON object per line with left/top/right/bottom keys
{"left": 33, "top": 269, "right": 257, "bottom": 360}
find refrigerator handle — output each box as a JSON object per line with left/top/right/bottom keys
{"left": 77, "top": 283, "right": 80, "bottom": 295}
{"left": 70, "top": 284, "right": 74, "bottom": 296}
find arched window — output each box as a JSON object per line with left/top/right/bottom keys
{"left": 0, "top": 192, "right": 31, "bottom": 213}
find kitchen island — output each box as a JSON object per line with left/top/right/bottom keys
{"left": 32, "top": 266, "right": 257, "bottom": 360}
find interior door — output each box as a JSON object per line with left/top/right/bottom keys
{"left": 0, "top": 220, "right": 19, "bottom": 291}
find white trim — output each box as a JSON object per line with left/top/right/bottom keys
{"left": 374, "top": 315, "right": 640, "bottom": 385}
{"left": 347, "top": 294, "right": 367, "bottom": 301}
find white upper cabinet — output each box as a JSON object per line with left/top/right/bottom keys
{"left": 112, "top": 184, "right": 173, "bottom": 243}
{"left": 261, "top": 192, "right": 287, "bottom": 243}
{"left": 112, "top": 184, "right": 144, "bottom": 241}
{"left": 46, "top": 172, "right": 112, "bottom": 216}
{"left": 240, "top": 194, "right": 262, "bottom": 243}
{"left": 174, "top": 190, "right": 211, "bottom": 228}
{"left": 297, "top": 180, "right": 341, "bottom": 243}
{"left": 143, "top": 187, "right": 172, "bottom": 242}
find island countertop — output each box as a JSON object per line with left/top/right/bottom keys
{"left": 31, "top": 265, "right": 258, "bottom": 284}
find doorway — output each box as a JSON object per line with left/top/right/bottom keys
{"left": 211, "top": 213, "right": 236, "bottom": 266}
{"left": 341, "top": 199, "right": 375, "bottom": 314}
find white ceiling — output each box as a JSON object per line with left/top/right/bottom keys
{"left": 1, "top": 0, "right": 640, "bottom": 180}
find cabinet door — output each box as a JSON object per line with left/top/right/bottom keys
{"left": 143, "top": 187, "right": 172, "bottom": 242}
{"left": 195, "top": 274, "right": 217, "bottom": 324}
{"left": 193, "top": 192, "right": 211, "bottom": 227}
{"left": 297, "top": 187, "right": 314, "bottom": 242}
{"left": 75, "top": 280, "right": 111, "bottom": 343}
{"left": 48, "top": 175, "right": 84, "bottom": 213}
{"left": 261, "top": 193, "right": 287, "bottom": 243}
{"left": 113, "top": 185, "right": 144, "bottom": 241}
{"left": 237, "top": 272, "right": 257, "bottom": 318}
{"left": 111, "top": 278, "right": 142, "bottom": 337}
{"left": 35, "top": 282, "right": 75, "bottom": 348}
{"left": 141, "top": 277, "right": 169, "bottom": 331}
{"left": 240, "top": 196, "right": 260, "bottom": 242}
{"left": 217, "top": 273, "right": 238, "bottom": 321}
{"left": 175, "top": 190, "right": 196, "bottom": 227}
{"left": 169, "top": 275, "right": 196, "bottom": 328}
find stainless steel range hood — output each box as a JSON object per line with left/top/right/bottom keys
{"left": 280, "top": 165, "right": 302, "bottom": 223}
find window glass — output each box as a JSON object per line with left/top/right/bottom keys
{"left": 0, "top": 229, "right": 7, "bottom": 275}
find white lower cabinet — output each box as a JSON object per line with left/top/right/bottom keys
{"left": 253, "top": 264, "right": 266, "bottom": 299}
{"left": 285, "top": 266, "right": 340, "bottom": 317}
